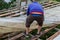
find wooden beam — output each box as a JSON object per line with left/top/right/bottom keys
{"left": 31, "top": 24, "right": 58, "bottom": 40}
{"left": 47, "top": 31, "right": 60, "bottom": 40}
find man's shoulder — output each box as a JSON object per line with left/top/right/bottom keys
{"left": 28, "top": 3, "right": 33, "bottom": 7}
{"left": 29, "top": 3, "right": 33, "bottom": 5}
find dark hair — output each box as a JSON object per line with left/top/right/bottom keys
{"left": 30, "top": 0, "right": 37, "bottom": 2}
{"left": 30, "top": 0, "right": 33, "bottom": 2}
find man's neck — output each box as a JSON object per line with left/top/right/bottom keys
{"left": 34, "top": 1, "right": 37, "bottom": 3}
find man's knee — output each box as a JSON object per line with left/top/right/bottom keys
{"left": 38, "top": 22, "right": 43, "bottom": 27}
{"left": 26, "top": 24, "right": 30, "bottom": 28}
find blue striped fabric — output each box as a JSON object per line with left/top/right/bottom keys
{"left": 26, "top": 2, "right": 44, "bottom": 16}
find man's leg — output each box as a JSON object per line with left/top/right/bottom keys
{"left": 26, "top": 27, "right": 30, "bottom": 35}
{"left": 37, "top": 25, "right": 42, "bottom": 34}
{"left": 25, "top": 15, "right": 34, "bottom": 35}
{"left": 37, "top": 21, "right": 43, "bottom": 35}
{"left": 25, "top": 22, "right": 31, "bottom": 37}
{"left": 36, "top": 16, "right": 44, "bottom": 35}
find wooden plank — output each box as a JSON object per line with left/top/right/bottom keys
{"left": 0, "top": 10, "right": 20, "bottom": 17}
{"left": 9, "top": 13, "right": 20, "bottom": 17}
{"left": 47, "top": 31, "right": 60, "bottom": 40}
{"left": 9, "top": 33, "right": 24, "bottom": 40}
{"left": 0, "top": 12, "right": 15, "bottom": 17}
{"left": 0, "top": 7, "right": 19, "bottom": 14}
{"left": 31, "top": 24, "right": 58, "bottom": 40}
{"left": 8, "top": 24, "right": 58, "bottom": 40}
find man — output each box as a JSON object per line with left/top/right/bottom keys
{"left": 25, "top": 0, "right": 44, "bottom": 37}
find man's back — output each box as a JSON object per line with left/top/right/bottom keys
{"left": 27, "top": 2, "right": 44, "bottom": 16}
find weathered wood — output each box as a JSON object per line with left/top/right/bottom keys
{"left": 31, "top": 24, "right": 58, "bottom": 40}
{"left": 0, "top": 2, "right": 60, "bottom": 18}
{"left": 6, "top": 24, "right": 58, "bottom": 40}
{"left": 0, "top": 10, "right": 20, "bottom": 17}
{"left": 8, "top": 33, "right": 24, "bottom": 40}
{"left": 9, "top": 13, "right": 20, "bottom": 17}
{"left": 0, "top": 32, "right": 13, "bottom": 38}
{"left": 0, "top": 31, "right": 23, "bottom": 40}
{"left": 47, "top": 31, "right": 60, "bottom": 40}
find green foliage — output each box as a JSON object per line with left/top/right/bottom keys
{"left": 30, "top": 27, "right": 58, "bottom": 40}
{"left": 0, "top": 0, "right": 16, "bottom": 10}
{"left": 56, "top": 0, "right": 60, "bottom": 2}
{"left": 30, "top": 29, "right": 37, "bottom": 35}
{"left": 40, "top": 29, "right": 57, "bottom": 40}
{"left": 10, "top": 0, "right": 16, "bottom": 3}
{"left": 53, "top": 0, "right": 60, "bottom": 2}
{"left": 30, "top": 27, "right": 50, "bottom": 35}
{"left": 56, "top": 24, "right": 60, "bottom": 29}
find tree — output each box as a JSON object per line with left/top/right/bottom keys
{"left": 0, "top": 0, "right": 16, "bottom": 10}
{"left": 56, "top": 0, "right": 60, "bottom": 2}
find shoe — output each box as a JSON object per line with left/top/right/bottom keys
{"left": 23, "top": 32, "right": 33, "bottom": 38}
{"left": 36, "top": 32, "right": 42, "bottom": 37}
{"left": 25, "top": 34, "right": 30, "bottom": 38}
{"left": 31, "top": 36, "right": 38, "bottom": 40}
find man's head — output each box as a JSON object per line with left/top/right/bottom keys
{"left": 30, "top": 0, "right": 37, "bottom": 2}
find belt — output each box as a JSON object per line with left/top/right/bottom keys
{"left": 30, "top": 12, "right": 43, "bottom": 14}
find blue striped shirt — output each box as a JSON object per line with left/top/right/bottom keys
{"left": 26, "top": 2, "right": 44, "bottom": 16}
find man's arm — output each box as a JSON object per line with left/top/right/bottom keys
{"left": 26, "top": 6, "right": 30, "bottom": 16}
